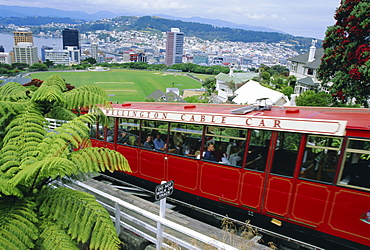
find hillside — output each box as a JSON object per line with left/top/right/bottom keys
{"left": 132, "top": 16, "right": 314, "bottom": 47}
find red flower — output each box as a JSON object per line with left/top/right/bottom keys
{"left": 349, "top": 68, "right": 361, "bottom": 80}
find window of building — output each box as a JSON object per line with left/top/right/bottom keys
{"left": 245, "top": 130, "right": 272, "bottom": 171}
{"left": 338, "top": 138, "right": 370, "bottom": 190}
{"left": 299, "top": 135, "right": 342, "bottom": 183}
{"left": 270, "top": 132, "right": 302, "bottom": 177}
{"left": 307, "top": 68, "right": 314, "bottom": 75}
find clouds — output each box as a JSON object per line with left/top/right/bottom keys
{"left": 0, "top": 0, "right": 341, "bottom": 38}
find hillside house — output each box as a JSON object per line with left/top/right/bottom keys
{"left": 288, "top": 41, "right": 329, "bottom": 94}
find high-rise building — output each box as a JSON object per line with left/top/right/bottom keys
{"left": 62, "top": 29, "right": 79, "bottom": 49}
{"left": 0, "top": 45, "right": 4, "bottom": 52}
{"left": 13, "top": 42, "right": 38, "bottom": 65}
{"left": 165, "top": 28, "right": 184, "bottom": 66}
{"left": 13, "top": 28, "right": 34, "bottom": 46}
{"left": 91, "top": 43, "right": 99, "bottom": 62}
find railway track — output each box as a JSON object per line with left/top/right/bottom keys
{"left": 95, "top": 173, "right": 325, "bottom": 250}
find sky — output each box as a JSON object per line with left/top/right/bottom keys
{"left": 0, "top": 0, "right": 342, "bottom": 39}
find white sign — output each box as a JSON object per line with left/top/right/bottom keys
{"left": 102, "top": 108, "right": 347, "bottom": 136}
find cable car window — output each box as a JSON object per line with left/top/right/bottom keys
{"left": 299, "top": 135, "right": 342, "bottom": 183}
{"left": 141, "top": 120, "right": 168, "bottom": 151}
{"left": 105, "top": 117, "right": 115, "bottom": 143}
{"left": 270, "top": 132, "right": 302, "bottom": 177}
{"left": 117, "top": 118, "right": 140, "bottom": 146}
{"left": 168, "top": 123, "right": 203, "bottom": 157}
{"left": 89, "top": 121, "right": 102, "bottom": 140}
{"left": 245, "top": 129, "right": 272, "bottom": 171}
{"left": 338, "top": 138, "right": 370, "bottom": 190}
{"left": 202, "top": 126, "right": 247, "bottom": 166}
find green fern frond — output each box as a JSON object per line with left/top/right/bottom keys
{"left": 70, "top": 147, "right": 131, "bottom": 173}
{"left": 46, "top": 106, "right": 77, "bottom": 121}
{"left": 0, "top": 101, "right": 31, "bottom": 134}
{"left": 42, "top": 74, "right": 66, "bottom": 91}
{"left": 47, "top": 114, "right": 94, "bottom": 150}
{"left": 0, "top": 198, "right": 38, "bottom": 250}
{"left": 31, "top": 84, "right": 66, "bottom": 103}
{"left": 74, "top": 85, "right": 108, "bottom": 98}
{"left": 38, "top": 187, "right": 120, "bottom": 250}
{"left": 0, "top": 177, "right": 22, "bottom": 197}
{"left": 63, "top": 90, "right": 110, "bottom": 110}
{"left": 0, "top": 81, "right": 29, "bottom": 99}
{"left": 9, "top": 157, "right": 76, "bottom": 187}
{"left": 1, "top": 110, "right": 46, "bottom": 170}
{"left": 36, "top": 220, "right": 79, "bottom": 250}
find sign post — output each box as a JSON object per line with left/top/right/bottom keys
{"left": 155, "top": 180, "right": 174, "bottom": 250}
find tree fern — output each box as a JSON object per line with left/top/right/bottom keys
{"left": 0, "top": 177, "right": 22, "bottom": 197}
{"left": 0, "top": 81, "right": 29, "bottom": 100}
{"left": 41, "top": 74, "right": 66, "bottom": 91}
{"left": 0, "top": 74, "right": 130, "bottom": 250}
{"left": 0, "top": 198, "right": 39, "bottom": 250}
{"left": 63, "top": 90, "right": 110, "bottom": 110}
{"left": 70, "top": 147, "right": 131, "bottom": 173}
{"left": 31, "top": 84, "right": 66, "bottom": 104}
{"left": 38, "top": 187, "right": 121, "bottom": 250}
{"left": 46, "top": 106, "right": 77, "bottom": 121}
{"left": 36, "top": 220, "right": 79, "bottom": 250}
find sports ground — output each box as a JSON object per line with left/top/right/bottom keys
{"left": 31, "top": 69, "right": 203, "bottom": 102}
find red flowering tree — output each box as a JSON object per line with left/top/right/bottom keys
{"left": 318, "top": 0, "right": 370, "bottom": 107}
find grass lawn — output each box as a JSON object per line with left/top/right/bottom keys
{"left": 189, "top": 73, "right": 214, "bottom": 81}
{"left": 31, "top": 69, "right": 202, "bottom": 102}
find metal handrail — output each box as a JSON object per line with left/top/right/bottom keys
{"left": 66, "top": 181, "right": 239, "bottom": 250}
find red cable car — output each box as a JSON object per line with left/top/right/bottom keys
{"left": 90, "top": 102, "right": 370, "bottom": 248}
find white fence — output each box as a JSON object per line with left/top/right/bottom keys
{"left": 65, "top": 181, "right": 240, "bottom": 250}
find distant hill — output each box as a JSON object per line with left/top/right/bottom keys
{"left": 0, "top": 5, "right": 318, "bottom": 49}
{"left": 154, "top": 14, "right": 285, "bottom": 34}
{"left": 0, "top": 5, "right": 124, "bottom": 21}
{"left": 0, "top": 4, "right": 285, "bottom": 34}
{"left": 131, "top": 16, "right": 315, "bottom": 48}
{"left": 0, "top": 16, "right": 84, "bottom": 26}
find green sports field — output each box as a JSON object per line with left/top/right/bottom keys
{"left": 31, "top": 69, "right": 202, "bottom": 102}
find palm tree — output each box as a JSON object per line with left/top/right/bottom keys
{"left": 0, "top": 75, "right": 131, "bottom": 249}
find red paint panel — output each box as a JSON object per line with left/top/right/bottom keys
{"left": 264, "top": 176, "right": 293, "bottom": 217}
{"left": 200, "top": 163, "right": 241, "bottom": 202}
{"left": 167, "top": 156, "right": 199, "bottom": 190}
{"left": 116, "top": 145, "right": 139, "bottom": 173}
{"left": 291, "top": 181, "right": 330, "bottom": 225}
{"left": 328, "top": 189, "right": 370, "bottom": 246}
{"left": 139, "top": 151, "right": 166, "bottom": 182}
{"left": 105, "top": 142, "right": 115, "bottom": 150}
{"left": 240, "top": 171, "right": 264, "bottom": 210}
{"left": 91, "top": 139, "right": 105, "bottom": 148}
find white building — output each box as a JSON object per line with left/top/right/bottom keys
{"left": 44, "top": 49, "right": 69, "bottom": 65}
{"left": 232, "top": 80, "right": 289, "bottom": 106}
{"left": 13, "top": 42, "right": 38, "bottom": 65}
{"left": 0, "top": 52, "right": 12, "bottom": 64}
{"left": 66, "top": 46, "right": 81, "bottom": 64}
{"left": 288, "top": 41, "right": 327, "bottom": 94}
{"left": 44, "top": 46, "right": 80, "bottom": 65}
{"left": 215, "top": 68, "right": 258, "bottom": 102}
